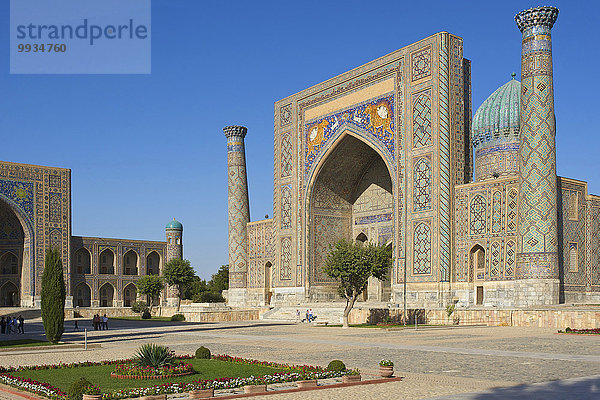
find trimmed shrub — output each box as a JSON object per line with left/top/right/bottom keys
{"left": 565, "top": 327, "right": 572, "bottom": 332}
{"left": 141, "top": 310, "right": 151, "bottom": 319}
{"left": 327, "top": 360, "right": 346, "bottom": 371}
{"left": 171, "top": 313, "right": 185, "bottom": 321}
{"left": 41, "top": 248, "right": 66, "bottom": 344}
{"left": 68, "top": 377, "right": 93, "bottom": 400}
{"left": 195, "top": 346, "right": 211, "bottom": 359}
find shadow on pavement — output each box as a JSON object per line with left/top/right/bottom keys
{"left": 433, "top": 375, "right": 600, "bottom": 400}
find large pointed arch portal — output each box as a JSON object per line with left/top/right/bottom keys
{"left": 0, "top": 196, "right": 34, "bottom": 307}
{"left": 307, "top": 132, "right": 394, "bottom": 299}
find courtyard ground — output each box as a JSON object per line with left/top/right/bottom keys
{"left": 0, "top": 318, "right": 598, "bottom": 399}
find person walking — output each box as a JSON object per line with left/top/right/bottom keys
{"left": 12, "top": 317, "right": 18, "bottom": 334}
{"left": 0, "top": 317, "right": 6, "bottom": 334}
{"left": 102, "top": 314, "right": 109, "bottom": 330}
{"left": 17, "top": 315, "right": 24, "bottom": 334}
{"left": 6, "top": 316, "right": 12, "bottom": 334}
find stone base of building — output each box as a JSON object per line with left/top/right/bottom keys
{"left": 513, "top": 279, "right": 560, "bottom": 307}
{"left": 226, "top": 288, "right": 248, "bottom": 307}
{"left": 391, "top": 282, "right": 453, "bottom": 308}
{"left": 564, "top": 290, "right": 600, "bottom": 304}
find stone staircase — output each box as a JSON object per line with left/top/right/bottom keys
{"left": 260, "top": 305, "right": 346, "bottom": 324}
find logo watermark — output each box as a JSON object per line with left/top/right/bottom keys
{"left": 10, "top": 0, "right": 151, "bottom": 74}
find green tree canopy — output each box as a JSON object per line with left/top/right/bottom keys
{"left": 136, "top": 275, "right": 164, "bottom": 311}
{"left": 163, "top": 258, "right": 195, "bottom": 310}
{"left": 41, "top": 248, "right": 66, "bottom": 344}
{"left": 323, "top": 239, "right": 392, "bottom": 328}
{"left": 207, "top": 265, "right": 229, "bottom": 293}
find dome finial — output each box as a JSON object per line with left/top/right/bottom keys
{"left": 511, "top": 72, "right": 516, "bottom": 79}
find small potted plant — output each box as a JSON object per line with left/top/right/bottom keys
{"left": 189, "top": 382, "right": 214, "bottom": 399}
{"left": 243, "top": 377, "right": 267, "bottom": 394}
{"left": 342, "top": 369, "right": 362, "bottom": 383}
{"left": 379, "top": 359, "right": 394, "bottom": 378}
{"left": 82, "top": 385, "right": 102, "bottom": 400}
{"left": 296, "top": 372, "right": 318, "bottom": 388}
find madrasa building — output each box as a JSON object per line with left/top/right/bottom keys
{"left": 224, "top": 6, "right": 600, "bottom": 309}
{"left": 0, "top": 159, "right": 183, "bottom": 308}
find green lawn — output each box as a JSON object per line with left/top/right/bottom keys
{"left": 11, "top": 359, "right": 287, "bottom": 392}
{"left": 0, "top": 339, "right": 55, "bottom": 348}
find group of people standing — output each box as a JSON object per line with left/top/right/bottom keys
{"left": 92, "top": 314, "right": 109, "bottom": 330}
{"left": 0, "top": 315, "right": 24, "bottom": 334}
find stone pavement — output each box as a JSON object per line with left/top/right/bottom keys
{"left": 0, "top": 320, "right": 599, "bottom": 399}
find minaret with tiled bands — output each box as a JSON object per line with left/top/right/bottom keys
{"left": 165, "top": 219, "right": 183, "bottom": 307}
{"left": 515, "top": 6, "right": 560, "bottom": 305}
{"left": 224, "top": 125, "right": 250, "bottom": 306}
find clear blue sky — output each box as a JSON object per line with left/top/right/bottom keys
{"left": 1, "top": 1, "right": 598, "bottom": 280}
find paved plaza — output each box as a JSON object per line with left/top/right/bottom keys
{"left": 0, "top": 319, "right": 598, "bottom": 399}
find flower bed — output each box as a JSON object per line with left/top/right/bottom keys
{"left": 558, "top": 328, "right": 600, "bottom": 335}
{"left": 0, "top": 354, "right": 355, "bottom": 399}
{"left": 111, "top": 363, "right": 194, "bottom": 379}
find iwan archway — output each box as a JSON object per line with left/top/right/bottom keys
{"left": 0, "top": 196, "right": 34, "bottom": 307}
{"left": 307, "top": 132, "right": 394, "bottom": 301}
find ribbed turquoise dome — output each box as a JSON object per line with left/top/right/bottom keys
{"left": 471, "top": 74, "right": 521, "bottom": 150}
{"left": 165, "top": 219, "right": 183, "bottom": 230}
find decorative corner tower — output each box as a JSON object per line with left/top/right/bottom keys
{"left": 165, "top": 218, "right": 183, "bottom": 307}
{"left": 515, "top": 6, "right": 560, "bottom": 306}
{"left": 224, "top": 125, "right": 250, "bottom": 306}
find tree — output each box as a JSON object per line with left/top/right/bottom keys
{"left": 41, "top": 248, "right": 66, "bottom": 344}
{"left": 163, "top": 259, "right": 195, "bottom": 311}
{"left": 136, "top": 275, "right": 164, "bottom": 313}
{"left": 323, "top": 239, "right": 392, "bottom": 328}
{"left": 182, "top": 275, "right": 207, "bottom": 301}
{"left": 207, "top": 265, "right": 229, "bottom": 294}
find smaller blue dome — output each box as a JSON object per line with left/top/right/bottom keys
{"left": 165, "top": 219, "right": 183, "bottom": 230}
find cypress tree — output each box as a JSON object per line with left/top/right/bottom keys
{"left": 41, "top": 248, "right": 66, "bottom": 344}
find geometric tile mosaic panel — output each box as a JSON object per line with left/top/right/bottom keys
{"left": 490, "top": 241, "right": 501, "bottom": 277}
{"left": 469, "top": 194, "right": 487, "bottom": 236}
{"left": 412, "top": 92, "right": 432, "bottom": 148}
{"left": 411, "top": 46, "right": 431, "bottom": 81}
{"left": 413, "top": 157, "right": 432, "bottom": 211}
{"left": 506, "top": 188, "right": 518, "bottom": 233}
{"left": 280, "top": 104, "right": 292, "bottom": 127}
{"left": 413, "top": 221, "right": 431, "bottom": 274}
{"left": 280, "top": 133, "right": 293, "bottom": 178}
{"left": 49, "top": 192, "right": 62, "bottom": 223}
{"left": 491, "top": 190, "right": 503, "bottom": 234}
{"left": 280, "top": 237, "right": 292, "bottom": 280}
{"left": 505, "top": 239, "right": 516, "bottom": 276}
{"left": 281, "top": 185, "right": 292, "bottom": 229}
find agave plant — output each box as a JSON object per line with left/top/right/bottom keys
{"left": 134, "top": 344, "right": 176, "bottom": 368}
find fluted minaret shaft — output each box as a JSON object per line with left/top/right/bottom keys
{"left": 224, "top": 126, "right": 250, "bottom": 289}
{"left": 515, "top": 6, "right": 559, "bottom": 280}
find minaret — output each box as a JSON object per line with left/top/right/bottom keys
{"left": 224, "top": 125, "right": 250, "bottom": 306}
{"left": 515, "top": 6, "right": 560, "bottom": 306}
{"left": 165, "top": 219, "right": 183, "bottom": 307}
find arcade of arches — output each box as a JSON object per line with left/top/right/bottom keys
{"left": 0, "top": 200, "right": 24, "bottom": 307}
